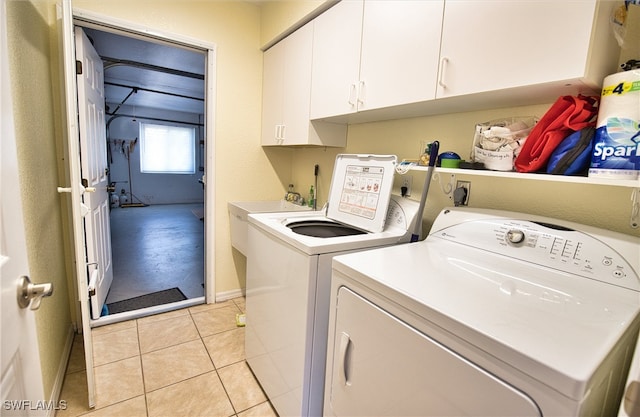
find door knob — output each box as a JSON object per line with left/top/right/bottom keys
{"left": 17, "top": 275, "right": 53, "bottom": 311}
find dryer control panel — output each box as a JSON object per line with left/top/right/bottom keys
{"left": 431, "top": 210, "right": 640, "bottom": 292}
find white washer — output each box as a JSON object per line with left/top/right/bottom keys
{"left": 245, "top": 155, "right": 420, "bottom": 417}
{"left": 324, "top": 207, "right": 640, "bottom": 417}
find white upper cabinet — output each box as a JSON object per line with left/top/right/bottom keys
{"left": 436, "top": 0, "right": 603, "bottom": 98}
{"left": 261, "top": 34, "right": 286, "bottom": 146}
{"left": 310, "top": 0, "right": 444, "bottom": 120}
{"left": 310, "top": 0, "right": 364, "bottom": 119}
{"left": 262, "top": 22, "right": 346, "bottom": 146}
{"left": 358, "top": 1, "right": 444, "bottom": 111}
{"left": 308, "top": 0, "right": 617, "bottom": 123}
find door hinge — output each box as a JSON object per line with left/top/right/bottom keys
{"left": 76, "top": 60, "right": 82, "bottom": 75}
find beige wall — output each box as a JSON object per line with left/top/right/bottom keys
{"left": 290, "top": 105, "right": 640, "bottom": 237}
{"left": 72, "top": 0, "right": 294, "bottom": 294}
{"left": 259, "top": 0, "right": 328, "bottom": 48}
{"left": 6, "top": 0, "right": 73, "bottom": 400}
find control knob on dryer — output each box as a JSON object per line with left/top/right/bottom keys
{"left": 506, "top": 229, "right": 525, "bottom": 245}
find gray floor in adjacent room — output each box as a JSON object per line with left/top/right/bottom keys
{"left": 106, "top": 203, "right": 205, "bottom": 305}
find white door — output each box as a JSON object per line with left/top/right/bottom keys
{"left": 0, "top": 0, "right": 46, "bottom": 413}
{"left": 59, "top": 0, "right": 97, "bottom": 408}
{"left": 74, "top": 26, "right": 113, "bottom": 320}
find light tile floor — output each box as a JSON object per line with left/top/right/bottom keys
{"left": 58, "top": 298, "right": 278, "bottom": 417}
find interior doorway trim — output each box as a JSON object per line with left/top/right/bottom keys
{"left": 72, "top": 7, "right": 217, "bottom": 311}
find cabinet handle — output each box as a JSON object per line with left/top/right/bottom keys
{"left": 348, "top": 83, "right": 357, "bottom": 107}
{"left": 280, "top": 125, "right": 285, "bottom": 144}
{"left": 339, "top": 332, "right": 352, "bottom": 386}
{"left": 438, "top": 57, "right": 449, "bottom": 88}
{"left": 275, "top": 124, "right": 285, "bottom": 144}
{"left": 357, "top": 80, "right": 365, "bottom": 105}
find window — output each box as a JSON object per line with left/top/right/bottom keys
{"left": 139, "top": 122, "right": 196, "bottom": 174}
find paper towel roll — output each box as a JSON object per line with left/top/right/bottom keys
{"left": 589, "top": 69, "right": 640, "bottom": 180}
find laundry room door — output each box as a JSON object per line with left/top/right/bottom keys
{"left": 74, "top": 26, "right": 113, "bottom": 320}
{"left": 1, "top": 1, "right": 46, "bottom": 411}
{"left": 59, "top": 0, "right": 100, "bottom": 407}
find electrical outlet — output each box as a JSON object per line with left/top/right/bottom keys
{"left": 454, "top": 180, "right": 471, "bottom": 206}
{"left": 401, "top": 175, "right": 413, "bottom": 197}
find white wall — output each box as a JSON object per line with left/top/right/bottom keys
{"left": 107, "top": 106, "right": 205, "bottom": 205}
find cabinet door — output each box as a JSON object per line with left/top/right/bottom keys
{"left": 358, "top": 1, "right": 444, "bottom": 111}
{"left": 326, "top": 287, "right": 541, "bottom": 416}
{"left": 436, "top": 0, "right": 596, "bottom": 98}
{"left": 261, "top": 40, "right": 285, "bottom": 145}
{"left": 310, "top": 0, "right": 364, "bottom": 120}
{"left": 281, "top": 22, "right": 313, "bottom": 145}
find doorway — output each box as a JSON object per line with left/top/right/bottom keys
{"left": 61, "top": 5, "right": 217, "bottom": 406}
{"left": 74, "top": 18, "right": 214, "bottom": 322}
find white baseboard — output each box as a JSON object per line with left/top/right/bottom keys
{"left": 215, "top": 288, "right": 245, "bottom": 303}
{"left": 46, "top": 324, "right": 75, "bottom": 417}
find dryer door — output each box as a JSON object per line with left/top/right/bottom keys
{"left": 326, "top": 287, "right": 541, "bottom": 416}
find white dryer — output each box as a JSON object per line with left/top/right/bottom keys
{"left": 324, "top": 207, "right": 640, "bottom": 416}
{"left": 245, "top": 155, "right": 420, "bottom": 417}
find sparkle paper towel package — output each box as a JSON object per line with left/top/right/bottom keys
{"left": 589, "top": 69, "right": 640, "bottom": 180}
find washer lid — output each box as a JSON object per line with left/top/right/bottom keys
{"left": 326, "top": 154, "right": 397, "bottom": 233}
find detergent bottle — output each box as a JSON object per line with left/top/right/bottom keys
{"left": 308, "top": 186, "right": 315, "bottom": 209}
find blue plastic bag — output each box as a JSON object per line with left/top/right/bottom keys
{"left": 546, "top": 127, "right": 595, "bottom": 176}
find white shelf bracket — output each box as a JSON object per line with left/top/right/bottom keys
{"left": 432, "top": 172, "right": 455, "bottom": 198}
{"left": 631, "top": 188, "right": 639, "bottom": 229}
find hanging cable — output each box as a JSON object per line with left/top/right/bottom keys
{"left": 631, "top": 188, "right": 639, "bottom": 229}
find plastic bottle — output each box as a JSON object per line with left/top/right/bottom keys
{"left": 110, "top": 192, "right": 120, "bottom": 208}
{"left": 119, "top": 189, "right": 129, "bottom": 206}
{"left": 308, "top": 186, "right": 315, "bottom": 208}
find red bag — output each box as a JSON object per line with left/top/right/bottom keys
{"left": 514, "top": 95, "right": 599, "bottom": 173}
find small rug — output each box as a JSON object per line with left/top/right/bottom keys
{"left": 106, "top": 287, "right": 187, "bottom": 315}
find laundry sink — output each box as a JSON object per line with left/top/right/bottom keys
{"left": 228, "top": 200, "right": 312, "bottom": 256}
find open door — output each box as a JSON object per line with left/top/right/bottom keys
{"left": 74, "top": 25, "right": 113, "bottom": 320}
{"left": 58, "top": 0, "right": 99, "bottom": 408}
{"left": 1, "top": 1, "right": 46, "bottom": 413}
{"left": 59, "top": 1, "right": 217, "bottom": 405}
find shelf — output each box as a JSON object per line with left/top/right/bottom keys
{"left": 406, "top": 166, "right": 640, "bottom": 189}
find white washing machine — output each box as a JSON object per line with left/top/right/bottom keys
{"left": 245, "top": 155, "right": 420, "bottom": 417}
{"left": 324, "top": 207, "right": 640, "bottom": 417}
{"left": 620, "top": 340, "right": 640, "bottom": 416}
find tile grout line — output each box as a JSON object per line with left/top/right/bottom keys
{"left": 189, "top": 302, "right": 265, "bottom": 416}
{"left": 189, "top": 305, "right": 240, "bottom": 416}
{"left": 79, "top": 299, "right": 260, "bottom": 417}
{"left": 134, "top": 319, "right": 151, "bottom": 417}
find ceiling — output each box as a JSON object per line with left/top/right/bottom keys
{"left": 83, "top": 27, "right": 206, "bottom": 116}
